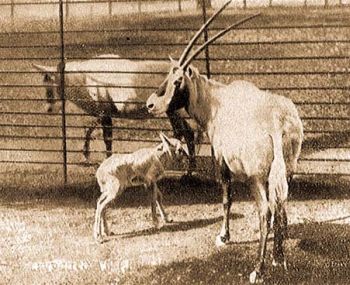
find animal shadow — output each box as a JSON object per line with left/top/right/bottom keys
{"left": 116, "top": 213, "right": 243, "bottom": 239}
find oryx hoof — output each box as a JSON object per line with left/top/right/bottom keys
{"left": 94, "top": 233, "right": 105, "bottom": 244}
{"left": 249, "top": 270, "right": 263, "bottom": 284}
{"left": 215, "top": 234, "right": 230, "bottom": 247}
{"left": 165, "top": 218, "right": 173, "bottom": 224}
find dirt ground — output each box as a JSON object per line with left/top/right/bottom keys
{"left": 0, "top": 171, "right": 349, "bottom": 285}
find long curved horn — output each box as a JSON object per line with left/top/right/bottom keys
{"left": 181, "top": 13, "right": 261, "bottom": 70}
{"left": 178, "top": 0, "right": 232, "bottom": 66}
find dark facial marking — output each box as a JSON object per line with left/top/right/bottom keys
{"left": 168, "top": 83, "right": 189, "bottom": 112}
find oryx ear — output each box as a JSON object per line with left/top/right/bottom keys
{"left": 159, "top": 132, "right": 172, "bottom": 145}
{"left": 181, "top": 144, "right": 189, "bottom": 157}
{"left": 32, "top": 64, "right": 56, "bottom": 74}
{"left": 186, "top": 66, "right": 194, "bottom": 78}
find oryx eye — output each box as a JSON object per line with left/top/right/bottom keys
{"left": 174, "top": 77, "right": 182, "bottom": 88}
{"left": 157, "top": 88, "right": 165, "bottom": 97}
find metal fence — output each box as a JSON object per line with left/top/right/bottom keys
{"left": 1, "top": 0, "right": 349, "bottom": 22}
{"left": 0, "top": 1, "right": 349, "bottom": 186}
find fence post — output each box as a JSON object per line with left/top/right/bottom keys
{"left": 178, "top": 0, "right": 182, "bottom": 12}
{"left": 65, "top": 0, "right": 69, "bottom": 19}
{"left": 10, "top": 0, "right": 15, "bottom": 20}
{"left": 243, "top": 0, "right": 247, "bottom": 9}
{"left": 108, "top": 0, "right": 112, "bottom": 16}
{"left": 138, "top": 0, "right": 141, "bottom": 13}
{"left": 59, "top": 0, "right": 68, "bottom": 186}
{"left": 200, "top": 0, "right": 217, "bottom": 180}
{"left": 324, "top": 0, "right": 328, "bottom": 7}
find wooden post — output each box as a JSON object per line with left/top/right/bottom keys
{"left": 243, "top": 0, "right": 246, "bottom": 9}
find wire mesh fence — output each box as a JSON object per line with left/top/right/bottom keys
{"left": 0, "top": 1, "right": 349, "bottom": 187}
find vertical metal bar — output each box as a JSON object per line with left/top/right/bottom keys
{"left": 201, "top": 0, "right": 216, "bottom": 179}
{"left": 59, "top": 0, "right": 68, "bottom": 185}
{"left": 65, "top": 0, "right": 69, "bottom": 18}
{"left": 178, "top": 0, "right": 182, "bottom": 12}
{"left": 10, "top": 0, "right": 15, "bottom": 20}
{"left": 109, "top": 0, "right": 112, "bottom": 16}
{"left": 138, "top": 0, "right": 141, "bottom": 13}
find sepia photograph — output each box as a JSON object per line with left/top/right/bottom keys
{"left": 0, "top": 0, "right": 349, "bottom": 283}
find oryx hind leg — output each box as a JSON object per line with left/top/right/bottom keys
{"left": 94, "top": 176, "right": 122, "bottom": 243}
{"left": 101, "top": 116, "right": 113, "bottom": 158}
{"left": 83, "top": 119, "right": 100, "bottom": 163}
{"left": 272, "top": 203, "right": 288, "bottom": 271}
{"left": 249, "top": 178, "right": 271, "bottom": 284}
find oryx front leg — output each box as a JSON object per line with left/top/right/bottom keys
{"left": 83, "top": 119, "right": 100, "bottom": 163}
{"left": 216, "top": 161, "right": 232, "bottom": 247}
{"left": 154, "top": 182, "right": 173, "bottom": 224}
{"left": 94, "top": 177, "right": 122, "bottom": 243}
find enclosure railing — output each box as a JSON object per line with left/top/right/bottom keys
{"left": 0, "top": 1, "right": 349, "bottom": 185}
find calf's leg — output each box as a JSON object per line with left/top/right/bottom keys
{"left": 154, "top": 183, "right": 172, "bottom": 224}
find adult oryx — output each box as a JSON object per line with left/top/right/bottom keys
{"left": 146, "top": 2, "right": 303, "bottom": 283}
{"left": 33, "top": 54, "right": 198, "bottom": 174}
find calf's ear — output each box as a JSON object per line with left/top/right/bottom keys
{"left": 159, "top": 132, "right": 172, "bottom": 157}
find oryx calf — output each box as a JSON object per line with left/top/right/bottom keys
{"left": 93, "top": 132, "right": 188, "bottom": 243}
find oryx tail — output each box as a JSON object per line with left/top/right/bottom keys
{"left": 268, "top": 126, "right": 289, "bottom": 218}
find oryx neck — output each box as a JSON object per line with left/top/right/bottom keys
{"left": 187, "top": 74, "right": 222, "bottom": 130}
